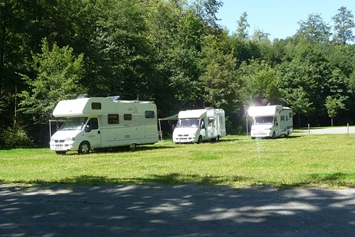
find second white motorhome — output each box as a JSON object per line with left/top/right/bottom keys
{"left": 173, "top": 108, "right": 226, "bottom": 144}
{"left": 49, "top": 96, "right": 158, "bottom": 154}
{"left": 248, "top": 105, "right": 293, "bottom": 139}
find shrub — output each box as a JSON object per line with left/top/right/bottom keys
{"left": 2, "top": 127, "right": 34, "bottom": 148}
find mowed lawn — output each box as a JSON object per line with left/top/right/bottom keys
{"left": 1, "top": 133, "right": 355, "bottom": 189}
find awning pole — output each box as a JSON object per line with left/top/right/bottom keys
{"left": 158, "top": 119, "right": 163, "bottom": 141}
{"left": 49, "top": 120, "right": 52, "bottom": 145}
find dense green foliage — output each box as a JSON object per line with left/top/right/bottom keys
{"left": 0, "top": 0, "right": 355, "bottom": 146}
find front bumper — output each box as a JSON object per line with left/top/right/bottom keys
{"left": 250, "top": 130, "right": 273, "bottom": 138}
{"left": 173, "top": 135, "right": 197, "bottom": 143}
{"left": 50, "top": 141, "right": 78, "bottom": 151}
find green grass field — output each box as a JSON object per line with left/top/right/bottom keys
{"left": 1, "top": 133, "right": 355, "bottom": 189}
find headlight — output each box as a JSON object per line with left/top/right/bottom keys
{"left": 65, "top": 137, "right": 75, "bottom": 141}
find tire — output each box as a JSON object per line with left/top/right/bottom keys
{"left": 129, "top": 144, "right": 136, "bottom": 152}
{"left": 215, "top": 136, "right": 220, "bottom": 142}
{"left": 197, "top": 136, "right": 203, "bottom": 144}
{"left": 272, "top": 131, "right": 276, "bottom": 139}
{"left": 78, "top": 141, "right": 90, "bottom": 154}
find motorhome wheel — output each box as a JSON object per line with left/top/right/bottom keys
{"left": 197, "top": 136, "right": 202, "bottom": 144}
{"left": 78, "top": 141, "right": 90, "bottom": 154}
{"left": 130, "top": 144, "right": 136, "bottom": 152}
{"left": 272, "top": 131, "right": 276, "bottom": 139}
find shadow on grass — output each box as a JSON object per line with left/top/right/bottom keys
{"left": 284, "top": 135, "right": 302, "bottom": 139}
{"left": 269, "top": 172, "right": 355, "bottom": 190}
{"left": 217, "top": 137, "right": 241, "bottom": 142}
{"left": 4, "top": 174, "right": 249, "bottom": 186}
{"left": 5, "top": 172, "right": 355, "bottom": 189}
{"left": 59, "top": 145, "right": 178, "bottom": 156}
{"left": 0, "top": 145, "right": 47, "bottom": 151}
{"left": 251, "top": 135, "right": 302, "bottom": 140}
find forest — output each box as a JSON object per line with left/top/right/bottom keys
{"left": 0, "top": 0, "right": 355, "bottom": 147}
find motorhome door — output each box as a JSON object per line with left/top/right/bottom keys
{"left": 85, "top": 118, "right": 101, "bottom": 148}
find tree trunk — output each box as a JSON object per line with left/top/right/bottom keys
{"left": 0, "top": 0, "right": 8, "bottom": 94}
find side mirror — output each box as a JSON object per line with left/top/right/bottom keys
{"left": 85, "top": 125, "right": 91, "bottom": 132}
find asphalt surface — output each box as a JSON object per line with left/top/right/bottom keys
{"left": 1, "top": 184, "right": 355, "bottom": 237}
{"left": 297, "top": 126, "right": 355, "bottom": 134}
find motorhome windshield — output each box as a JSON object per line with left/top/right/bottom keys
{"left": 177, "top": 118, "right": 199, "bottom": 128}
{"left": 254, "top": 116, "right": 274, "bottom": 125}
{"left": 60, "top": 117, "right": 88, "bottom": 131}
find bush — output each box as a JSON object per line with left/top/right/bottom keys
{"left": 1, "top": 128, "right": 34, "bottom": 148}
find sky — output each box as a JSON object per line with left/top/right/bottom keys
{"left": 216, "top": 0, "right": 355, "bottom": 41}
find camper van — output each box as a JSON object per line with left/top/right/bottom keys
{"left": 173, "top": 108, "right": 226, "bottom": 144}
{"left": 248, "top": 105, "right": 293, "bottom": 139}
{"left": 49, "top": 96, "right": 158, "bottom": 154}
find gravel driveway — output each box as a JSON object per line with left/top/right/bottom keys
{"left": 1, "top": 184, "right": 355, "bottom": 237}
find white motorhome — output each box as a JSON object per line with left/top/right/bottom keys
{"left": 248, "top": 105, "right": 293, "bottom": 139}
{"left": 173, "top": 108, "right": 226, "bottom": 144}
{"left": 49, "top": 96, "right": 158, "bottom": 154}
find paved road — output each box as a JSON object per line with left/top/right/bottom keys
{"left": 297, "top": 126, "right": 355, "bottom": 134}
{"left": 1, "top": 184, "right": 355, "bottom": 237}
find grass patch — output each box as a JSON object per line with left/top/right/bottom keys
{"left": 1, "top": 134, "right": 355, "bottom": 189}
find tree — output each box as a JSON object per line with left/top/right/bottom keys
{"left": 191, "top": 0, "right": 223, "bottom": 30}
{"left": 296, "top": 13, "right": 332, "bottom": 43}
{"left": 251, "top": 29, "right": 270, "bottom": 42}
{"left": 277, "top": 43, "right": 334, "bottom": 124}
{"left": 325, "top": 95, "right": 347, "bottom": 126}
{"left": 0, "top": 0, "right": 36, "bottom": 136}
{"left": 328, "top": 45, "right": 355, "bottom": 77}
{"left": 332, "top": 6, "right": 355, "bottom": 45}
{"left": 236, "top": 12, "right": 249, "bottom": 39}
{"left": 282, "top": 87, "right": 313, "bottom": 128}
{"left": 145, "top": 0, "right": 210, "bottom": 113}
{"left": 239, "top": 60, "right": 280, "bottom": 106}
{"left": 259, "top": 38, "right": 293, "bottom": 67}
{"left": 200, "top": 52, "right": 241, "bottom": 109}
{"left": 19, "top": 39, "right": 86, "bottom": 124}
{"left": 87, "top": 0, "right": 153, "bottom": 99}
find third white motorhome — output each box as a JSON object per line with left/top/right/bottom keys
{"left": 172, "top": 108, "right": 226, "bottom": 144}
{"left": 49, "top": 96, "right": 158, "bottom": 154}
{"left": 248, "top": 105, "right": 293, "bottom": 139}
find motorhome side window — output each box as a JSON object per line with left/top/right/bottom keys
{"left": 91, "top": 102, "right": 101, "bottom": 110}
{"left": 124, "top": 114, "right": 132, "bottom": 120}
{"left": 108, "top": 114, "right": 119, "bottom": 124}
{"left": 88, "top": 118, "right": 99, "bottom": 129}
{"left": 145, "top": 111, "right": 155, "bottom": 118}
